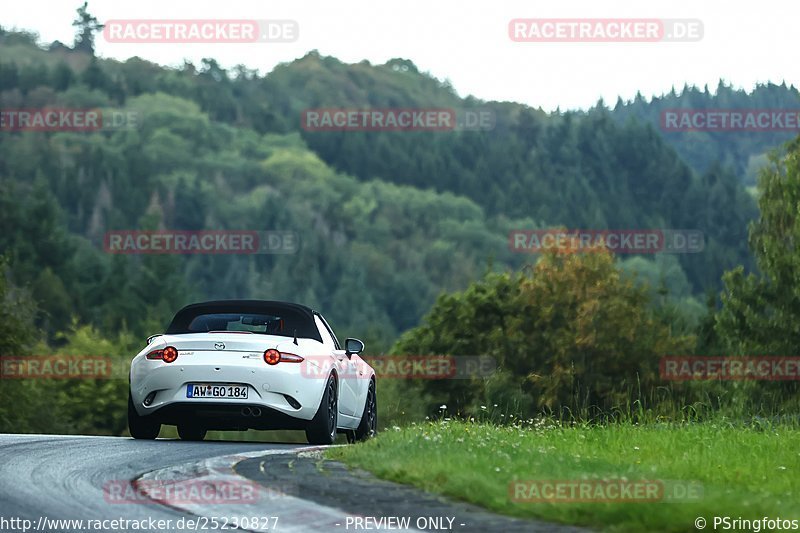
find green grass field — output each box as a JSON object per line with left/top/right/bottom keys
{"left": 328, "top": 419, "right": 800, "bottom": 532}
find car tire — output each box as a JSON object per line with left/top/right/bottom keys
{"left": 305, "top": 374, "right": 338, "bottom": 445}
{"left": 353, "top": 379, "right": 377, "bottom": 442}
{"left": 128, "top": 392, "right": 160, "bottom": 440}
{"left": 177, "top": 423, "right": 207, "bottom": 441}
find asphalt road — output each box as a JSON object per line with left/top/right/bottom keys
{"left": 237, "top": 452, "right": 586, "bottom": 533}
{"left": 0, "top": 434, "right": 299, "bottom": 532}
{"left": 0, "top": 434, "right": 585, "bottom": 533}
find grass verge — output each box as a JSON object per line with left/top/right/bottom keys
{"left": 327, "top": 419, "right": 800, "bottom": 532}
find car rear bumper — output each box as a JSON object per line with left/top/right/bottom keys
{"left": 130, "top": 352, "right": 328, "bottom": 424}
{"left": 146, "top": 402, "right": 309, "bottom": 430}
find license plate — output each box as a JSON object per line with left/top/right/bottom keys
{"left": 186, "top": 383, "right": 248, "bottom": 399}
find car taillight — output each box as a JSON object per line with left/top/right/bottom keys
{"left": 264, "top": 349, "right": 303, "bottom": 365}
{"left": 145, "top": 346, "right": 179, "bottom": 362}
{"left": 162, "top": 346, "right": 178, "bottom": 363}
{"left": 264, "top": 349, "right": 280, "bottom": 365}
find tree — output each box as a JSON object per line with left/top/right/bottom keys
{"left": 392, "top": 248, "right": 694, "bottom": 419}
{"left": 80, "top": 57, "right": 110, "bottom": 90}
{"left": 72, "top": 2, "right": 103, "bottom": 54}
{"left": 711, "top": 138, "right": 800, "bottom": 412}
{"left": 51, "top": 62, "right": 74, "bottom": 91}
{"left": 0, "top": 261, "right": 37, "bottom": 356}
{"left": 0, "top": 261, "right": 40, "bottom": 433}
{"left": 716, "top": 138, "right": 800, "bottom": 355}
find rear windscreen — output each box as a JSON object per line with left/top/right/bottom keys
{"left": 165, "top": 304, "right": 321, "bottom": 341}
{"left": 187, "top": 313, "right": 289, "bottom": 335}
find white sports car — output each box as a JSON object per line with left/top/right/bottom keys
{"left": 128, "top": 300, "right": 377, "bottom": 444}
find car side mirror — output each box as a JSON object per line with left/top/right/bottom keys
{"left": 344, "top": 338, "right": 364, "bottom": 356}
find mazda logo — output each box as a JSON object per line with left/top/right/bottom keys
{"left": 214, "top": 342, "right": 225, "bottom": 350}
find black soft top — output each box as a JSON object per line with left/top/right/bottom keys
{"left": 165, "top": 300, "right": 321, "bottom": 342}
